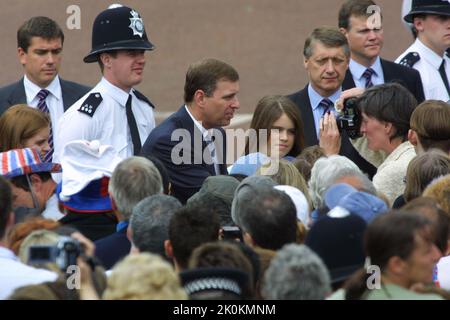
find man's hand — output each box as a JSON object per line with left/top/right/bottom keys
{"left": 334, "top": 88, "right": 365, "bottom": 113}
{"left": 319, "top": 112, "right": 341, "bottom": 156}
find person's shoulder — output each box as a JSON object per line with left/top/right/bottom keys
{"left": 133, "top": 89, "right": 156, "bottom": 109}
{"left": 0, "top": 79, "right": 23, "bottom": 94}
{"left": 383, "top": 58, "right": 421, "bottom": 76}
{"left": 59, "top": 78, "right": 91, "bottom": 93}
{"left": 287, "top": 86, "right": 308, "bottom": 101}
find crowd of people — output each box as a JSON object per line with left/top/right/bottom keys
{"left": 0, "top": 0, "right": 450, "bottom": 300}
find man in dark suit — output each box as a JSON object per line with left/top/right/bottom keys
{"left": 288, "top": 26, "right": 377, "bottom": 178}
{"left": 94, "top": 156, "right": 163, "bottom": 270}
{"left": 0, "top": 17, "right": 89, "bottom": 159}
{"left": 338, "top": 0, "right": 425, "bottom": 103}
{"left": 141, "top": 58, "right": 240, "bottom": 204}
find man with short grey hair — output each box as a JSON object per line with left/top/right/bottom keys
{"left": 95, "top": 156, "right": 163, "bottom": 269}
{"left": 287, "top": 26, "right": 377, "bottom": 178}
{"left": 262, "top": 244, "right": 331, "bottom": 300}
{"left": 130, "top": 194, "right": 181, "bottom": 259}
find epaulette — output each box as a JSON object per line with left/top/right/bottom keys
{"left": 398, "top": 52, "right": 420, "bottom": 68}
{"left": 133, "top": 89, "right": 155, "bottom": 109}
{"left": 78, "top": 92, "right": 102, "bottom": 117}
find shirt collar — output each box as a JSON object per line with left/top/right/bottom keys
{"left": 308, "top": 84, "right": 341, "bottom": 111}
{"left": 24, "top": 75, "right": 62, "bottom": 102}
{"left": 184, "top": 105, "right": 211, "bottom": 140}
{"left": 349, "top": 56, "right": 382, "bottom": 80}
{"left": 416, "top": 38, "right": 445, "bottom": 69}
{"left": 99, "top": 77, "right": 132, "bottom": 107}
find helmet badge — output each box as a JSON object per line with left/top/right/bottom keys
{"left": 129, "top": 10, "right": 144, "bottom": 38}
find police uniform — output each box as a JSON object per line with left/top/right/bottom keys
{"left": 396, "top": 38, "right": 450, "bottom": 101}
{"left": 396, "top": 0, "right": 450, "bottom": 101}
{"left": 54, "top": 5, "right": 156, "bottom": 161}
{"left": 56, "top": 78, "right": 155, "bottom": 160}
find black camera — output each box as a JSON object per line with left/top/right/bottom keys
{"left": 28, "top": 236, "right": 82, "bottom": 271}
{"left": 222, "top": 226, "right": 243, "bottom": 242}
{"left": 336, "top": 97, "right": 362, "bottom": 139}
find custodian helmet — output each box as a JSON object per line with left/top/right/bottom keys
{"left": 83, "top": 4, "right": 155, "bottom": 63}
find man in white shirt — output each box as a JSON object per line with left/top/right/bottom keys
{"left": 397, "top": 0, "right": 450, "bottom": 101}
{"left": 0, "top": 16, "right": 90, "bottom": 161}
{"left": 56, "top": 5, "right": 156, "bottom": 161}
{"left": 0, "top": 175, "right": 57, "bottom": 300}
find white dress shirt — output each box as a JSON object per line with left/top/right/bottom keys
{"left": 185, "top": 105, "right": 220, "bottom": 175}
{"left": 55, "top": 77, "right": 155, "bottom": 161}
{"left": 396, "top": 38, "right": 450, "bottom": 101}
{"left": 0, "top": 247, "right": 57, "bottom": 300}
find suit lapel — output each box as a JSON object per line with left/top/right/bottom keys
{"left": 380, "top": 59, "right": 393, "bottom": 82}
{"left": 342, "top": 69, "right": 357, "bottom": 90}
{"left": 176, "top": 106, "right": 217, "bottom": 176}
{"left": 297, "top": 86, "right": 319, "bottom": 146}
{"left": 8, "top": 79, "right": 27, "bottom": 106}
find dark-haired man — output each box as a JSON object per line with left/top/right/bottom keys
{"left": 339, "top": 0, "right": 424, "bottom": 103}
{"left": 0, "top": 16, "right": 90, "bottom": 160}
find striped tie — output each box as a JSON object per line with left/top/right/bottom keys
{"left": 362, "top": 68, "right": 375, "bottom": 88}
{"left": 36, "top": 89, "right": 53, "bottom": 162}
{"left": 319, "top": 98, "right": 333, "bottom": 116}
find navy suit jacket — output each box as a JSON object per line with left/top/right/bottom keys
{"left": 141, "top": 106, "right": 228, "bottom": 204}
{"left": 94, "top": 227, "right": 130, "bottom": 270}
{"left": 0, "top": 77, "right": 90, "bottom": 115}
{"left": 287, "top": 86, "right": 377, "bottom": 179}
{"left": 342, "top": 58, "right": 425, "bottom": 103}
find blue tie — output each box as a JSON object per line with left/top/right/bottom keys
{"left": 36, "top": 89, "right": 53, "bottom": 162}
{"left": 319, "top": 98, "right": 333, "bottom": 116}
{"left": 362, "top": 68, "right": 375, "bottom": 88}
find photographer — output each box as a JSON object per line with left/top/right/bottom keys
{"left": 323, "top": 83, "right": 418, "bottom": 206}
{"left": 8, "top": 230, "right": 105, "bottom": 300}
{"left": 288, "top": 27, "right": 378, "bottom": 178}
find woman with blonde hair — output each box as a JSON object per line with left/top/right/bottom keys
{"left": 103, "top": 253, "right": 187, "bottom": 300}
{"left": 0, "top": 104, "right": 50, "bottom": 156}
{"left": 256, "top": 159, "right": 313, "bottom": 211}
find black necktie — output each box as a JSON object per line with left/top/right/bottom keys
{"left": 362, "top": 68, "right": 375, "bottom": 88}
{"left": 125, "top": 94, "right": 141, "bottom": 155}
{"left": 439, "top": 60, "right": 450, "bottom": 98}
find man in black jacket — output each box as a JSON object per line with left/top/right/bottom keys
{"left": 288, "top": 26, "right": 377, "bottom": 178}
{"left": 338, "top": 0, "right": 425, "bottom": 103}
{"left": 0, "top": 16, "right": 90, "bottom": 161}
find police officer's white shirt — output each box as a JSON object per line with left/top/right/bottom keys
{"left": 55, "top": 77, "right": 155, "bottom": 161}
{"left": 349, "top": 57, "right": 385, "bottom": 88}
{"left": 24, "top": 75, "right": 64, "bottom": 150}
{"left": 396, "top": 38, "right": 450, "bottom": 101}
{"left": 184, "top": 105, "right": 220, "bottom": 175}
{"left": 41, "top": 194, "right": 64, "bottom": 221}
{"left": 0, "top": 246, "right": 58, "bottom": 299}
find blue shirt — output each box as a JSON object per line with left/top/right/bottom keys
{"left": 307, "top": 85, "right": 341, "bottom": 139}
{"left": 348, "top": 57, "right": 385, "bottom": 88}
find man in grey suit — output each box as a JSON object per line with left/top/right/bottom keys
{"left": 0, "top": 16, "right": 89, "bottom": 159}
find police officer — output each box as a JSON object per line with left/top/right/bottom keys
{"left": 55, "top": 5, "right": 156, "bottom": 162}
{"left": 396, "top": 0, "right": 450, "bottom": 101}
